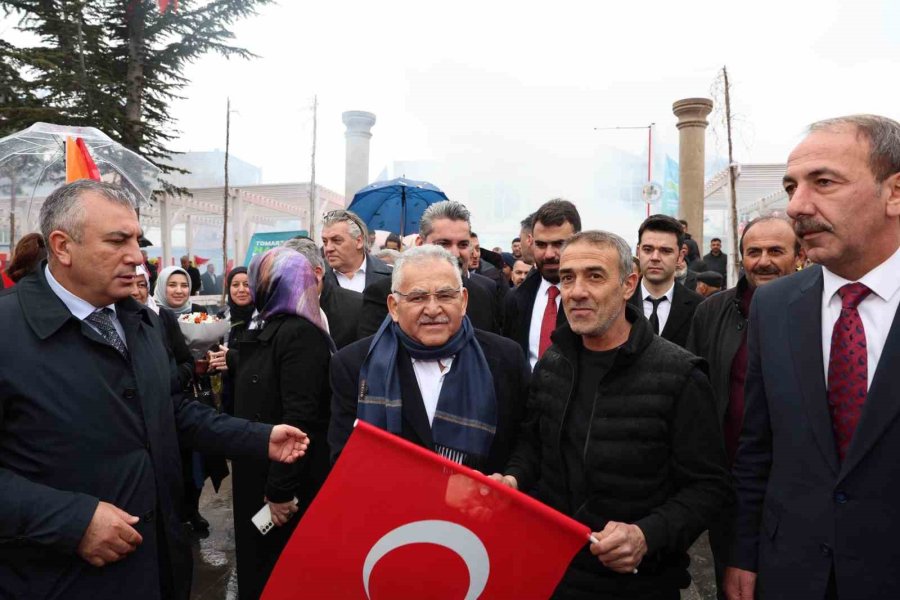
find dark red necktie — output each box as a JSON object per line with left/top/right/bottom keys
{"left": 538, "top": 285, "right": 560, "bottom": 358}
{"left": 827, "top": 282, "right": 872, "bottom": 462}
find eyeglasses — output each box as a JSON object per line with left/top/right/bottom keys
{"left": 392, "top": 287, "right": 462, "bottom": 305}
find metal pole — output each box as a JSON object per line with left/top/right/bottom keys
{"left": 223, "top": 97, "right": 230, "bottom": 277}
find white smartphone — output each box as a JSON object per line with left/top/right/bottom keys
{"left": 251, "top": 497, "right": 299, "bottom": 535}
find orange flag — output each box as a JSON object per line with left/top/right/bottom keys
{"left": 65, "top": 136, "right": 101, "bottom": 183}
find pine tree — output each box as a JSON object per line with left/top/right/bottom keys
{"left": 0, "top": 0, "right": 272, "bottom": 178}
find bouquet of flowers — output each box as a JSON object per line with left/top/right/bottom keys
{"left": 177, "top": 312, "right": 230, "bottom": 360}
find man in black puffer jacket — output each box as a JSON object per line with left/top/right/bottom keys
{"left": 498, "top": 230, "right": 731, "bottom": 600}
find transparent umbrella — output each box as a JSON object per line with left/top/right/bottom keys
{"left": 0, "top": 122, "right": 160, "bottom": 243}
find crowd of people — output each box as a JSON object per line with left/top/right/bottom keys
{"left": 0, "top": 113, "right": 898, "bottom": 600}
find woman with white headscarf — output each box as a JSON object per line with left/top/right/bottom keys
{"left": 154, "top": 265, "right": 204, "bottom": 315}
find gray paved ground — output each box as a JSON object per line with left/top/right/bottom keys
{"left": 189, "top": 476, "right": 718, "bottom": 599}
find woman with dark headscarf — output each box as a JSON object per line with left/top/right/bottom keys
{"left": 230, "top": 247, "right": 334, "bottom": 600}
{"left": 208, "top": 267, "right": 254, "bottom": 415}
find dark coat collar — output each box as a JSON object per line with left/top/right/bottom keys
{"left": 19, "top": 262, "right": 153, "bottom": 341}
{"left": 549, "top": 303, "right": 654, "bottom": 369}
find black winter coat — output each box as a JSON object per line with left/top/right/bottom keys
{"left": 0, "top": 266, "right": 272, "bottom": 600}
{"left": 231, "top": 315, "right": 333, "bottom": 600}
{"left": 505, "top": 305, "right": 731, "bottom": 598}
{"left": 686, "top": 276, "right": 750, "bottom": 423}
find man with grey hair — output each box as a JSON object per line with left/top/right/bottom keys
{"left": 281, "top": 236, "right": 363, "bottom": 350}
{"left": 328, "top": 245, "right": 529, "bottom": 473}
{"left": 357, "top": 200, "right": 503, "bottom": 337}
{"left": 726, "top": 115, "right": 900, "bottom": 600}
{"left": 0, "top": 180, "right": 311, "bottom": 600}
{"left": 321, "top": 209, "right": 391, "bottom": 293}
{"left": 498, "top": 230, "right": 730, "bottom": 599}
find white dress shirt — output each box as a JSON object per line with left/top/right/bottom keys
{"left": 45, "top": 265, "right": 127, "bottom": 346}
{"left": 411, "top": 357, "right": 455, "bottom": 426}
{"left": 334, "top": 257, "right": 367, "bottom": 293}
{"left": 528, "top": 277, "right": 560, "bottom": 369}
{"left": 641, "top": 281, "right": 675, "bottom": 335}
{"left": 821, "top": 246, "right": 900, "bottom": 391}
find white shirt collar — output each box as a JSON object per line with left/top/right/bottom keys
{"left": 822, "top": 245, "right": 900, "bottom": 304}
{"left": 640, "top": 280, "right": 675, "bottom": 302}
{"left": 45, "top": 265, "right": 117, "bottom": 320}
{"left": 537, "top": 276, "right": 558, "bottom": 297}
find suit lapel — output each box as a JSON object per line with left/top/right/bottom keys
{"left": 397, "top": 348, "right": 434, "bottom": 448}
{"left": 788, "top": 268, "right": 839, "bottom": 474}
{"left": 660, "top": 283, "right": 691, "bottom": 340}
{"left": 840, "top": 301, "right": 900, "bottom": 479}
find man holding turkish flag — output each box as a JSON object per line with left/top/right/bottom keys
{"left": 262, "top": 420, "right": 590, "bottom": 600}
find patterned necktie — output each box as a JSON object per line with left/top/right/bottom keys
{"left": 646, "top": 296, "right": 667, "bottom": 335}
{"left": 538, "top": 285, "right": 560, "bottom": 358}
{"left": 827, "top": 282, "right": 872, "bottom": 462}
{"left": 85, "top": 308, "right": 129, "bottom": 359}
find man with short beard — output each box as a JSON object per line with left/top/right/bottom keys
{"left": 496, "top": 231, "right": 730, "bottom": 600}
{"left": 686, "top": 214, "right": 803, "bottom": 598}
{"left": 503, "top": 200, "right": 580, "bottom": 368}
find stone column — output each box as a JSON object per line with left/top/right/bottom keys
{"left": 672, "top": 98, "right": 713, "bottom": 243}
{"left": 342, "top": 110, "right": 377, "bottom": 203}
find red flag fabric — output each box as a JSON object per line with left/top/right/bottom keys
{"left": 157, "top": 0, "right": 178, "bottom": 13}
{"left": 65, "top": 136, "right": 101, "bottom": 183}
{"left": 193, "top": 255, "right": 209, "bottom": 265}
{"left": 262, "top": 421, "right": 590, "bottom": 600}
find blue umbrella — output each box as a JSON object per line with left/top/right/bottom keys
{"left": 347, "top": 177, "right": 449, "bottom": 237}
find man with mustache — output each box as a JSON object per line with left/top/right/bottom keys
{"left": 356, "top": 201, "right": 504, "bottom": 337}
{"left": 497, "top": 231, "right": 730, "bottom": 599}
{"left": 628, "top": 214, "right": 704, "bottom": 348}
{"left": 328, "top": 245, "right": 529, "bottom": 474}
{"left": 503, "top": 199, "right": 580, "bottom": 368}
{"left": 725, "top": 115, "right": 900, "bottom": 600}
{"left": 686, "top": 214, "right": 803, "bottom": 598}
{"left": 0, "top": 180, "right": 310, "bottom": 600}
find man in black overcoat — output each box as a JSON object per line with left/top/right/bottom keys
{"left": 0, "top": 181, "right": 309, "bottom": 600}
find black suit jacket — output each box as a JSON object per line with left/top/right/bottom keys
{"left": 731, "top": 265, "right": 900, "bottom": 599}
{"left": 328, "top": 328, "right": 530, "bottom": 474}
{"left": 319, "top": 280, "right": 363, "bottom": 350}
{"left": 323, "top": 253, "right": 392, "bottom": 291}
{"left": 501, "top": 269, "right": 567, "bottom": 358}
{"left": 628, "top": 279, "right": 703, "bottom": 348}
{"left": 357, "top": 274, "right": 502, "bottom": 339}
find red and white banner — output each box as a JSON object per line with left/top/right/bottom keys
{"left": 262, "top": 420, "right": 590, "bottom": 600}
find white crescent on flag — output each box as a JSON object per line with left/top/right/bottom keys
{"left": 362, "top": 520, "right": 490, "bottom": 600}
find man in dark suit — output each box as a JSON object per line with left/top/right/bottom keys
{"left": 282, "top": 236, "right": 363, "bottom": 350}
{"left": 628, "top": 214, "right": 703, "bottom": 348}
{"left": 503, "top": 199, "right": 580, "bottom": 369}
{"left": 0, "top": 180, "right": 310, "bottom": 600}
{"left": 725, "top": 115, "right": 900, "bottom": 600}
{"left": 320, "top": 209, "right": 392, "bottom": 294}
{"left": 329, "top": 245, "right": 529, "bottom": 474}
{"left": 358, "top": 201, "right": 503, "bottom": 337}
{"left": 469, "top": 231, "right": 506, "bottom": 290}
{"left": 200, "top": 263, "right": 222, "bottom": 295}
{"left": 180, "top": 255, "right": 202, "bottom": 296}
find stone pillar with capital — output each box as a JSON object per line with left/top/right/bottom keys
{"left": 672, "top": 98, "right": 713, "bottom": 244}
{"left": 342, "top": 110, "right": 377, "bottom": 204}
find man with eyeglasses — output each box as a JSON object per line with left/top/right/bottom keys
{"left": 356, "top": 201, "right": 504, "bottom": 337}
{"left": 321, "top": 209, "right": 392, "bottom": 294}
{"left": 328, "top": 245, "right": 529, "bottom": 473}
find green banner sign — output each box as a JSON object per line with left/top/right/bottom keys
{"left": 244, "top": 230, "right": 307, "bottom": 266}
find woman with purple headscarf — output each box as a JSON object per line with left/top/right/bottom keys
{"left": 230, "top": 247, "right": 335, "bottom": 600}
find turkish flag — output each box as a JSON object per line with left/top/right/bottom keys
{"left": 262, "top": 421, "right": 590, "bottom": 600}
